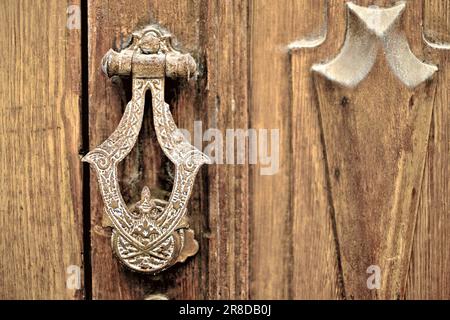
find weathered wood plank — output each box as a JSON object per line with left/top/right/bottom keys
{"left": 200, "top": 0, "right": 250, "bottom": 299}
{"left": 407, "top": 0, "right": 450, "bottom": 300}
{"left": 292, "top": 0, "right": 440, "bottom": 299}
{"left": 88, "top": 0, "right": 250, "bottom": 299}
{"left": 289, "top": 0, "right": 344, "bottom": 299}
{"left": 0, "top": 0, "right": 84, "bottom": 299}
{"left": 249, "top": 0, "right": 339, "bottom": 299}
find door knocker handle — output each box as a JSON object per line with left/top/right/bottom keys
{"left": 83, "top": 25, "right": 210, "bottom": 274}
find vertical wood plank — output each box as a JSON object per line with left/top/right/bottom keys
{"left": 406, "top": 0, "right": 450, "bottom": 299}
{"left": 289, "top": 0, "right": 344, "bottom": 299}
{"left": 292, "top": 0, "right": 442, "bottom": 299}
{"left": 249, "top": 0, "right": 339, "bottom": 299}
{"left": 201, "top": 0, "right": 250, "bottom": 299}
{"left": 88, "top": 0, "right": 250, "bottom": 299}
{"left": 0, "top": 0, "right": 84, "bottom": 299}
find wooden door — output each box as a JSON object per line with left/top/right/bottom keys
{"left": 0, "top": 0, "right": 449, "bottom": 300}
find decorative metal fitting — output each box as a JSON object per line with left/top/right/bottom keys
{"left": 83, "top": 25, "right": 210, "bottom": 274}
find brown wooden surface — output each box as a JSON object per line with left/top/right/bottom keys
{"left": 288, "top": 0, "right": 449, "bottom": 299}
{"left": 407, "top": 0, "right": 450, "bottom": 300}
{"left": 87, "top": 0, "right": 450, "bottom": 300}
{"left": 1, "top": 0, "right": 449, "bottom": 300}
{"left": 0, "top": 0, "right": 84, "bottom": 299}
{"left": 250, "top": 0, "right": 342, "bottom": 299}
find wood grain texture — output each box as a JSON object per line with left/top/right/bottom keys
{"left": 0, "top": 0, "right": 84, "bottom": 299}
{"left": 249, "top": 0, "right": 336, "bottom": 300}
{"left": 406, "top": 0, "right": 450, "bottom": 300}
{"left": 86, "top": 0, "right": 449, "bottom": 300}
{"left": 317, "top": 0, "right": 436, "bottom": 300}
{"left": 88, "top": 0, "right": 250, "bottom": 299}
{"left": 289, "top": 0, "right": 344, "bottom": 299}
{"left": 202, "top": 0, "right": 250, "bottom": 299}
{"left": 290, "top": 0, "right": 448, "bottom": 299}
{"left": 1, "top": 0, "right": 449, "bottom": 300}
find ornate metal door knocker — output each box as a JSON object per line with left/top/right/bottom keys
{"left": 83, "top": 25, "right": 210, "bottom": 274}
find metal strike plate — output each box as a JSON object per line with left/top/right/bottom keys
{"left": 83, "top": 25, "right": 210, "bottom": 274}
